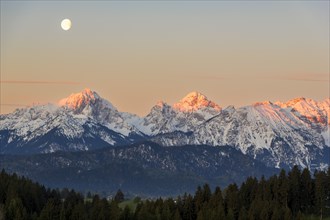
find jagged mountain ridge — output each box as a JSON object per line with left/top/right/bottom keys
{"left": 0, "top": 88, "right": 329, "bottom": 170}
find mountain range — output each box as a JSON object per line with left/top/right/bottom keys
{"left": 1, "top": 88, "right": 329, "bottom": 172}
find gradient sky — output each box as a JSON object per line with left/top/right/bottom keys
{"left": 1, "top": 1, "right": 329, "bottom": 116}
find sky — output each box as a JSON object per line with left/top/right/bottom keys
{"left": 1, "top": 1, "right": 329, "bottom": 116}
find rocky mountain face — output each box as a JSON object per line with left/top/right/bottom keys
{"left": 1, "top": 88, "right": 329, "bottom": 170}
{"left": 139, "top": 92, "right": 221, "bottom": 135}
{"left": 147, "top": 97, "right": 329, "bottom": 170}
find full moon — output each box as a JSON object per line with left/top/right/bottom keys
{"left": 61, "top": 19, "right": 72, "bottom": 31}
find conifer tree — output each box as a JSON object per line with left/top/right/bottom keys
{"left": 238, "top": 206, "right": 248, "bottom": 220}
{"left": 209, "top": 186, "right": 225, "bottom": 219}
{"left": 161, "top": 201, "right": 171, "bottom": 220}
{"left": 114, "top": 189, "right": 125, "bottom": 203}
{"left": 259, "top": 201, "right": 271, "bottom": 220}
{"left": 300, "top": 168, "right": 313, "bottom": 213}
{"left": 226, "top": 208, "right": 235, "bottom": 220}
{"left": 5, "top": 198, "right": 27, "bottom": 220}
{"left": 109, "top": 200, "right": 121, "bottom": 220}
{"left": 173, "top": 208, "right": 182, "bottom": 220}
{"left": 278, "top": 169, "right": 288, "bottom": 207}
{"left": 288, "top": 165, "right": 301, "bottom": 215}
{"left": 239, "top": 177, "right": 258, "bottom": 211}
{"left": 202, "top": 184, "right": 211, "bottom": 203}
{"left": 39, "top": 198, "right": 62, "bottom": 220}
{"left": 120, "top": 205, "right": 132, "bottom": 220}
{"left": 314, "top": 170, "right": 327, "bottom": 218}
{"left": 270, "top": 206, "right": 281, "bottom": 220}
{"left": 283, "top": 207, "right": 292, "bottom": 220}
{"left": 182, "top": 194, "right": 194, "bottom": 220}
{"left": 193, "top": 186, "right": 203, "bottom": 216}
{"left": 224, "top": 183, "right": 239, "bottom": 219}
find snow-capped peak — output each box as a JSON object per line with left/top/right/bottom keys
{"left": 274, "top": 97, "right": 324, "bottom": 108}
{"left": 173, "top": 91, "right": 221, "bottom": 112}
{"left": 273, "top": 97, "right": 329, "bottom": 125}
{"left": 1, "top": 88, "right": 329, "bottom": 170}
{"left": 281, "top": 97, "right": 307, "bottom": 107}
{"left": 58, "top": 88, "right": 114, "bottom": 111}
{"left": 253, "top": 101, "right": 273, "bottom": 106}
{"left": 156, "top": 101, "right": 167, "bottom": 108}
{"left": 59, "top": 88, "right": 96, "bottom": 108}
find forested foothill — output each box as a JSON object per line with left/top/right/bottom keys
{"left": 0, "top": 166, "right": 329, "bottom": 220}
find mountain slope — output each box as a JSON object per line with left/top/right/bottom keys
{"left": 0, "top": 89, "right": 143, "bottom": 154}
{"left": 0, "top": 142, "right": 278, "bottom": 196}
{"left": 151, "top": 100, "right": 329, "bottom": 169}
{"left": 0, "top": 88, "right": 329, "bottom": 170}
{"left": 138, "top": 92, "right": 221, "bottom": 135}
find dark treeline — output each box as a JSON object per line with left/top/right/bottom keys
{"left": 0, "top": 166, "right": 329, "bottom": 220}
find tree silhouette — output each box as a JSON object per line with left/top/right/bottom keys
{"left": 114, "top": 189, "right": 125, "bottom": 203}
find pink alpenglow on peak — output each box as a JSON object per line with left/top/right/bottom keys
{"left": 173, "top": 91, "right": 221, "bottom": 112}
{"left": 278, "top": 97, "right": 307, "bottom": 108}
{"left": 253, "top": 101, "right": 274, "bottom": 107}
{"left": 274, "top": 97, "right": 330, "bottom": 125}
{"left": 58, "top": 88, "right": 103, "bottom": 110}
{"left": 155, "top": 101, "right": 167, "bottom": 108}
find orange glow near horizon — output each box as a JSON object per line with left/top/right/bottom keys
{"left": 1, "top": 1, "right": 329, "bottom": 115}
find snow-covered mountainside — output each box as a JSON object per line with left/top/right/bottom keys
{"left": 151, "top": 101, "right": 329, "bottom": 169}
{"left": 0, "top": 88, "right": 329, "bottom": 170}
{"left": 0, "top": 89, "right": 143, "bottom": 153}
{"left": 138, "top": 92, "right": 221, "bottom": 135}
